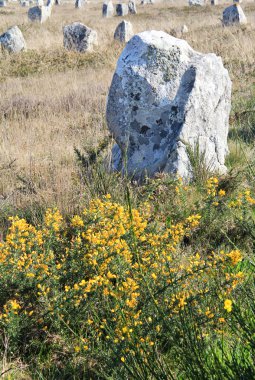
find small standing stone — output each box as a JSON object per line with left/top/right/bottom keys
{"left": 222, "top": 4, "right": 247, "bottom": 26}
{"left": 116, "top": 3, "right": 128, "bottom": 16}
{"left": 102, "top": 0, "right": 114, "bottom": 17}
{"left": 75, "top": 0, "right": 83, "bottom": 8}
{"left": 28, "top": 5, "right": 51, "bottom": 23}
{"left": 0, "top": 26, "right": 26, "bottom": 53}
{"left": 114, "top": 20, "right": 134, "bottom": 42}
{"left": 128, "top": 0, "right": 137, "bottom": 14}
{"left": 63, "top": 22, "right": 98, "bottom": 52}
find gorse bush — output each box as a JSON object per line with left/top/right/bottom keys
{"left": 0, "top": 178, "right": 255, "bottom": 379}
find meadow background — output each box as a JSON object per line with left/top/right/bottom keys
{"left": 0, "top": 0, "right": 255, "bottom": 379}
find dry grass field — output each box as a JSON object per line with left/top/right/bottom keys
{"left": 0, "top": 0, "right": 255, "bottom": 223}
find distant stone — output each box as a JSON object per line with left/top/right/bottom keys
{"left": 63, "top": 22, "right": 98, "bottom": 52}
{"left": 0, "top": 0, "right": 7, "bottom": 6}
{"left": 28, "top": 5, "right": 51, "bottom": 22}
{"left": 189, "top": 0, "right": 205, "bottom": 5}
{"left": 106, "top": 31, "right": 232, "bottom": 180}
{"left": 114, "top": 20, "right": 134, "bottom": 42}
{"left": 116, "top": 3, "right": 128, "bottom": 16}
{"left": 223, "top": 4, "right": 247, "bottom": 26}
{"left": 0, "top": 26, "right": 26, "bottom": 53}
{"left": 75, "top": 0, "right": 83, "bottom": 7}
{"left": 180, "top": 24, "right": 188, "bottom": 34}
{"left": 170, "top": 25, "right": 189, "bottom": 38}
{"left": 102, "top": 0, "right": 114, "bottom": 17}
{"left": 128, "top": 0, "right": 137, "bottom": 14}
{"left": 46, "top": 0, "right": 54, "bottom": 7}
{"left": 141, "top": 0, "right": 154, "bottom": 4}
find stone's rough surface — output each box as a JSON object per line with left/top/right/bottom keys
{"left": 28, "top": 5, "right": 51, "bottom": 23}
{"left": 63, "top": 22, "right": 98, "bottom": 52}
{"left": 128, "top": 0, "right": 136, "bottom": 14}
{"left": 106, "top": 31, "right": 232, "bottom": 180}
{"left": 223, "top": 4, "right": 247, "bottom": 26}
{"left": 114, "top": 20, "right": 134, "bottom": 43}
{"left": 102, "top": 0, "right": 114, "bottom": 17}
{"left": 189, "top": 0, "right": 205, "bottom": 5}
{"left": 116, "top": 3, "right": 128, "bottom": 16}
{"left": 0, "top": 26, "right": 26, "bottom": 53}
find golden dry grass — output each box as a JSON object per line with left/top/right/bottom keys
{"left": 0, "top": 0, "right": 255, "bottom": 218}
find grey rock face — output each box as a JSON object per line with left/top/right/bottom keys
{"left": 128, "top": 0, "right": 137, "bottom": 14}
{"left": 223, "top": 4, "right": 247, "bottom": 26}
{"left": 0, "top": 26, "right": 26, "bottom": 53}
{"left": 189, "top": 0, "right": 205, "bottom": 5}
{"left": 28, "top": 5, "right": 51, "bottom": 23}
{"left": 102, "top": 0, "right": 114, "bottom": 17}
{"left": 106, "top": 31, "right": 232, "bottom": 180}
{"left": 116, "top": 3, "right": 128, "bottom": 16}
{"left": 114, "top": 20, "right": 134, "bottom": 43}
{"left": 63, "top": 22, "right": 98, "bottom": 52}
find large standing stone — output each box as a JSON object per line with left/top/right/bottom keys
{"left": 223, "top": 4, "right": 247, "bottom": 26}
{"left": 28, "top": 5, "right": 51, "bottom": 23}
{"left": 63, "top": 22, "right": 98, "bottom": 52}
{"left": 128, "top": 0, "right": 137, "bottom": 14}
{"left": 189, "top": 0, "right": 205, "bottom": 5}
{"left": 116, "top": 3, "right": 128, "bottom": 16}
{"left": 0, "top": 26, "right": 26, "bottom": 53}
{"left": 106, "top": 31, "right": 231, "bottom": 180}
{"left": 102, "top": 0, "right": 114, "bottom": 17}
{"left": 114, "top": 20, "right": 134, "bottom": 42}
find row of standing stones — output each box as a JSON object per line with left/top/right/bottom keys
{"left": 1, "top": 3, "right": 249, "bottom": 180}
